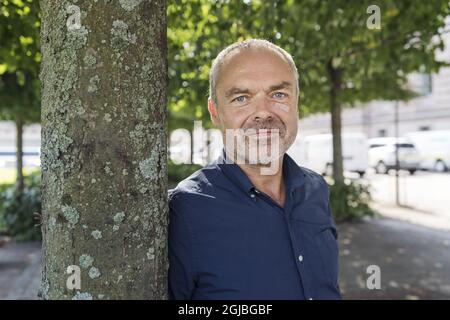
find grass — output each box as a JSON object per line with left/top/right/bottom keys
{"left": 0, "top": 167, "right": 40, "bottom": 185}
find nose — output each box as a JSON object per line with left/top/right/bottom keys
{"left": 252, "top": 94, "right": 273, "bottom": 122}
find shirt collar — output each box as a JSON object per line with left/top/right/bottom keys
{"left": 282, "top": 152, "right": 306, "bottom": 192}
{"left": 216, "top": 149, "right": 254, "bottom": 195}
{"left": 215, "top": 148, "right": 305, "bottom": 196}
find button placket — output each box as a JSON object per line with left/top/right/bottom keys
{"left": 284, "top": 201, "right": 311, "bottom": 299}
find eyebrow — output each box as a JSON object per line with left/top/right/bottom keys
{"left": 224, "top": 81, "right": 293, "bottom": 99}
{"left": 224, "top": 87, "right": 251, "bottom": 98}
{"left": 268, "top": 81, "right": 293, "bottom": 92}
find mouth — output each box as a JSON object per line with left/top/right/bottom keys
{"left": 255, "top": 130, "right": 273, "bottom": 137}
{"left": 245, "top": 129, "right": 279, "bottom": 138}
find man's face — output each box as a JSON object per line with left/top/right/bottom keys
{"left": 208, "top": 48, "right": 299, "bottom": 165}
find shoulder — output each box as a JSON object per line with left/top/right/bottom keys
{"left": 168, "top": 162, "right": 222, "bottom": 213}
{"left": 292, "top": 165, "right": 334, "bottom": 224}
{"left": 297, "top": 165, "right": 330, "bottom": 200}
{"left": 284, "top": 153, "right": 329, "bottom": 193}
{"left": 300, "top": 165, "right": 328, "bottom": 187}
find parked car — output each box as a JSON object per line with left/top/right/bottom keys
{"left": 368, "top": 137, "right": 420, "bottom": 174}
{"left": 287, "top": 132, "right": 368, "bottom": 177}
{"left": 403, "top": 130, "right": 450, "bottom": 172}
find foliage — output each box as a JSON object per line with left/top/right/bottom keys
{"left": 0, "top": 0, "right": 41, "bottom": 124}
{"left": 168, "top": 0, "right": 450, "bottom": 128}
{"left": 0, "top": 170, "right": 41, "bottom": 241}
{"left": 168, "top": 160, "right": 202, "bottom": 188}
{"left": 1, "top": 0, "right": 41, "bottom": 193}
{"left": 328, "top": 178, "right": 375, "bottom": 223}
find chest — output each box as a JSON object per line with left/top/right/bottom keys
{"left": 187, "top": 196, "right": 340, "bottom": 299}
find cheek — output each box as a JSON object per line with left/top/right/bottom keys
{"left": 221, "top": 109, "right": 248, "bottom": 129}
{"left": 272, "top": 105, "right": 297, "bottom": 125}
{"left": 288, "top": 117, "right": 298, "bottom": 135}
{"left": 281, "top": 110, "right": 299, "bottom": 137}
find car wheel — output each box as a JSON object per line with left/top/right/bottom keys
{"left": 325, "top": 163, "right": 333, "bottom": 176}
{"left": 375, "top": 161, "right": 388, "bottom": 174}
{"left": 408, "top": 169, "right": 416, "bottom": 175}
{"left": 434, "top": 160, "right": 447, "bottom": 173}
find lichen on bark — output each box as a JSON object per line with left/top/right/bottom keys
{"left": 40, "top": 0, "right": 168, "bottom": 299}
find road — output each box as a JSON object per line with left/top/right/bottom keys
{"left": 350, "top": 170, "right": 450, "bottom": 230}
{"left": 368, "top": 170, "right": 450, "bottom": 216}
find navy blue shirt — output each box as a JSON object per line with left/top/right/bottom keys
{"left": 168, "top": 150, "right": 341, "bottom": 300}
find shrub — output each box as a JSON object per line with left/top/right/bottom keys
{"left": 0, "top": 170, "right": 41, "bottom": 241}
{"left": 328, "top": 178, "right": 375, "bottom": 223}
{"left": 168, "top": 160, "right": 202, "bottom": 189}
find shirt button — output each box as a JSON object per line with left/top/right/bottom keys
{"left": 250, "top": 193, "right": 256, "bottom": 198}
{"left": 298, "top": 255, "right": 304, "bottom": 262}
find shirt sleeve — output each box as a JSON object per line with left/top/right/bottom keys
{"left": 168, "top": 194, "right": 197, "bottom": 300}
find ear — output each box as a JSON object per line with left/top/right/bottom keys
{"left": 208, "top": 97, "right": 220, "bottom": 127}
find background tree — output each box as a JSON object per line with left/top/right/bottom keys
{"left": 279, "top": 0, "right": 449, "bottom": 183}
{"left": 0, "top": 0, "right": 41, "bottom": 193}
{"left": 40, "top": 0, "right": 167, "bottom": 299}
{"left": 168, "top": 0, "right": 449, "bottom": 214}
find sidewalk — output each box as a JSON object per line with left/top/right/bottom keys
{"left": 371, "top": 201, "right": 450, "bottom": 231}
{"left": 338, "top": 202, "right": 450, "bottom": 299}
{"left": 0, "top": 239, "right": 41, "bottom": 300}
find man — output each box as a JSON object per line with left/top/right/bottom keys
{"left": 168, "top": 39, "right": 341, "bottom": 300}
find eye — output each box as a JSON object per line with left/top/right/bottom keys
{"left": 273, "top": 92, "right": 288, "bottom": 99}
{"left": 232, "top": 95, "right": 247, "bottom": 103}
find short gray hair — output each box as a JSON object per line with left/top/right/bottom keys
{"left": 209, "top": 39, "right": 299, "bottom": 106}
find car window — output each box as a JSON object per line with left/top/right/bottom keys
{"left": 396, "top": 143, "right": 415, "bottom": 148}
{"left": 369, "top": 144, "right": 385, "bottom": 148}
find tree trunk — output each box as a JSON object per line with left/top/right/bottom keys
{"left": 15, "top": 117, "right": 24, "bottom": 194}
{"left": 327, "top": 59, "right": 344, "bottom": 184}
{"left": 40, "top": 0, "right": 168, "bottom": 299}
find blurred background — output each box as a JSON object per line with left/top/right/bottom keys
{"left": 1, "top": 0, "right": 450, "bottom": 299}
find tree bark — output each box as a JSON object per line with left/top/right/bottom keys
{"left": 327, "top": 59, "right": 344, "bottom": 184}
{"left": 15, "top": 117, "right": 24, "bottom": 194}
{"left": 40, "top": 0, "right": 168, "bottom": 299}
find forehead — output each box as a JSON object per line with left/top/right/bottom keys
{"left": 216, "top": 48, "right": 296, "bottom": 92}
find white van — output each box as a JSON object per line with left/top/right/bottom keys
{"left": 367, "top": 137, "right": 420, "bottom": 174}
{"left": 403, "top": 130, "right": 450, "bottom": 172}
{"left": 287, "top": 133, "right": 368, "bottom": 177}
